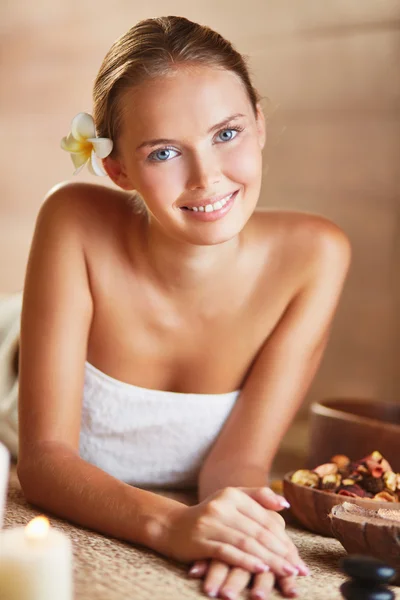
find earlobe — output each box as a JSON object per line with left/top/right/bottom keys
{"left": 102, "top": 156, "right": 134, "bottom": 191}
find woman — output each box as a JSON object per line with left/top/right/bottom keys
{"left": 16, "top": 16, "right": 351, "bottom": 600}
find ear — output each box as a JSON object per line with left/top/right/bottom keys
{"left": 102, "top": 155, "right": 135, "bottom": 191}
{"left": 255, "top": 103, "right": 266, "bottom": 150}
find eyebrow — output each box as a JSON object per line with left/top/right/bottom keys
{"left": 135, "top": 113, "right": 246, "bottom": 151}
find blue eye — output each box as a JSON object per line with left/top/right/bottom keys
{"left": 148, "top": 147, "right": 179, "bottom": 162}
{"left": 217, "top": 128, "right": 241, "bottom": 142}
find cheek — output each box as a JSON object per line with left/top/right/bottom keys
{"left": 139, "top": 163, "right": 184, "bottom": 193}
{"left": 225, "top": 138, "right": 262, "bottom": 184}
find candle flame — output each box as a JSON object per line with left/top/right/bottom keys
{"left": 25, "top": 516, "right": 50, "bottom": 541}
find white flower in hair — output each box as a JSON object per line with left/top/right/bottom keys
{"left": 60, "top": 112, "right": 113, "bottom": 176}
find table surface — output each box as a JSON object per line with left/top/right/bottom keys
{"left": 3, "top": 465, "right": 400, "bottom": 600}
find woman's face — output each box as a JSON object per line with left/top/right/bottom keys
{"left": 107, "top": 65, "right": 266, "bottom": 246}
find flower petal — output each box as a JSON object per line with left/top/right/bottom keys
{"left": 71, "top": 151, "right": 90, "bottom": 171}
{"left": 61, "top": 133, "right": 83, "bottom": 153}
{"left": 87, "top": 137, "right": 113, "bottom": 158}
{"left": 89, "top": 150, "right": 108, "bottom": 176}
{"left": 73, "top": 162, "right": 88, "bottom": 176}
{"left": 71, "top": 112, "right": 96, "bottom": 142}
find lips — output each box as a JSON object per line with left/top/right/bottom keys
{"left": 180, "top": 189, "right": 239, "bottom": 221}
{"left": 180, "top": 190, "right": 239, "bottom": 211}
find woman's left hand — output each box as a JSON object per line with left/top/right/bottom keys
{"left": 188, "top": 558, "right": 299, "bottom": 599}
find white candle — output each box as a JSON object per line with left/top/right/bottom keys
{"left": 0, "top": 516, "right": 73, "bottom": 599}
{"left": 0, "top": 442, "right": 10, "bottom": 529}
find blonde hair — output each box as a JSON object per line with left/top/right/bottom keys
{"left": 93, "top": 16, "right": 262, "bottom": 156}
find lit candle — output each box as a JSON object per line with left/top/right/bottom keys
{"left": 0, "top": 516, "right": 73, "bottom": 599}
{"left": 0, "top": 442, "right": 10, "bottom": 528}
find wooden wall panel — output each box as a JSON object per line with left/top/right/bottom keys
{"left": 1, "top": 0, "right": 398, "bottom": 411}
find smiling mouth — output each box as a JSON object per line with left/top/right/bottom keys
{"left": 180, "top": 191, "right": 236, "bottom": 213}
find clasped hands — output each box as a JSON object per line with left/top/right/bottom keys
{"left": 165, "top": 486, "right": 310, "bottom": 600}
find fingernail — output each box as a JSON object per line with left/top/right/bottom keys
{"left": 189, "top": 565, "right": 202, "bottom": 576}
{"left": 256, "top": 563, "right": 270, "bottom": 573}
{"left": 278, "top": 497, "right": 290, "bottom": 509}
{"left": 297, "top": 563, "right": 310, "bottom": 576}
{"left": 283, "top": 565, "right": 299, "bottom": 576}
{"left": 287, "top": 588, "right": 298, "bottom": 597}
{"left": 252, "top": 592, "right": 266, "bottom": 600}
{"left": 221, "top": 590, "right": 235, "bottom": 600}
{"left": 206, "top": 591, "right": 218, "bottom": 599}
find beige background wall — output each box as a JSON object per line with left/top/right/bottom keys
{"left": 1, "top": 0, "right": 399, "bottom": 414}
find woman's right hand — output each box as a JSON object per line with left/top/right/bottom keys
{"left": 160, "top": 486, "right": 308, "bottom": 577}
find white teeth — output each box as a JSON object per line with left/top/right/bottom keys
{"left": 186, "top": 191, "right": 235, "bottom": 212}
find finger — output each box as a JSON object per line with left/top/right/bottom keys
{"left": 234, "top": 504, "right": 308, "bottom": 575}
{"left": 205, "top": 535, "right": 271, "bottom": 575}
{"left": 250, "top": 569, "right": 276, "bottom": 599}
{"left": 209, "top": 523, "right": 300, "bottom": 578}
{"left": 277, "top": 574, "right": 299, "bottom": 598}
{"left": 202, "top": 560, "right": 230, "bottom": 598}
{"left": 240, "top": 487, "right": 290, "bottom": 512}
{"left": 224, "top": 511, "right": 291, "bottom": 558}
{"left": 285, "top": 547, "right": 310, "bottom": 577}
{"left": 232, "top": 507, "right": 306, "bottom": 574}
{"left": 188, "top": 559, "right": 209, "bottom": 578}
{"left": 234, "top": 489, "right": 291, "bottom": 537}
{"left": 219, "top": 565, "right": 252, "bottom": 600}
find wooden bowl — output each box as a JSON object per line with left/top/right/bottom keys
{"left": 330, "top": 502, "right": 400, "bottom": 585}
{"left": 308, "top": 398, "right": 400, "bottom": 471}
{"left": 283, "top": 470, "right": 400, "bottom": 537}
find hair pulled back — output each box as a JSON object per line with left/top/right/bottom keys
{"left": 93, "top": 16, "right": 262, "bottom": 156}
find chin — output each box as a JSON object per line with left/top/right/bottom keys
{"left": 182, "top": 215, "right": 250, "bottom": 246}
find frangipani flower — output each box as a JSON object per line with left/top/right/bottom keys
{"left": 60, "top": 112, "right": 113, "bottom": 176}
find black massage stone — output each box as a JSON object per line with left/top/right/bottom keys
{"left": 340, "top": 581, "right": 394, "bottom": 600}
{"left": 340, "top": 556, "right": 396, "bottom": 584}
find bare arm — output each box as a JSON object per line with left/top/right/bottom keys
{"left": 17, "top": 183, "right": 183, "bottom": 552}
{"left": 198, "top": 218, "right": 351, "bottom": 501}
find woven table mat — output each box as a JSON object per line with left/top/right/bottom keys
{"left": 3, "top": 465, "right": 399, "bottom": 599}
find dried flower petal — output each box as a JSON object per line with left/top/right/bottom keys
{"left": 330, "top": 454, "right": 350, "bottom": 471}
{"left": 338, "top": 484, "right": 369, "bottom": 498}
{"left": 370, "top": 451, "right": 383, "bottom": 462}
{"left": 321, "top": 474, "right": 341, "bottom": 491}
{"left": 383, "top": 471, "right": 397, "bottom": 492}
{"left": 362, "top": 475, "right": 385, "bottom": 495}
{"left": 342, "top": 478, "right": 357, "bottom": 486}
{"left": 373, "top": 491, "right": 398, "bottom": 502}
{"left": 365, "top": 459, "right": 384, "bottom": 478}
{"left": 291, "top": 470, "right": 319, "bottom": 488}
{"left": 314, "top": 463, "right": 338, "bottom": 477}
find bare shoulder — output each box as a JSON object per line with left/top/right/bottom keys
{"left": 252, "top": 208, "right": 351, "bottom": 270}
{"left": 40, "top": 180, "right": 131, "bottom": 236}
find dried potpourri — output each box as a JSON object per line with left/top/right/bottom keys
{"left": 290, "top": 451, "right": 400, "bottom": 501}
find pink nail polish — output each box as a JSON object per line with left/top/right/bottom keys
{"left": 283, "top": 565, "right": 299, "bottom": 576}
{"left": 279, "top": 498, "right": 290, "bottom": 509}
{"left": 297, "top": 563, "right": 310, "bottom": 576}
{"left": 256, "top": 564, "right": 270, "bottom": 573}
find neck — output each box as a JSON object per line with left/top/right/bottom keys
{"left": 134, "top": 217, "right": 241, "bottom": 292}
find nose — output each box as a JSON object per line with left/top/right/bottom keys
{"left": 186, "top": 151, "right": 221, "bottom": 190}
